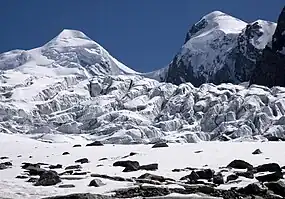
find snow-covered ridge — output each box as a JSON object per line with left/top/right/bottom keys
{"left": 165, "top": 11, "right": 277, "bottom": 86}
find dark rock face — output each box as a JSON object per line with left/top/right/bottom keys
{"left": 35, "top": 170, "right": 61, "bottom": 186}
{"left": 227, "top": 159, "right": 253, "bottom": 170}
{"left": 90, "top": 174, "right": 133, "bottom": 182}
{"left": 165, "top": 16, "right": 275, "bottom": 87}
{"left": 251, "top": 6, "right": 285, "bottom": 87}
{"left": 152, "top": 143, "right": 168, "bottom": 148}
{"left": 89, "top": 179, "right": 105, "bottom": 187}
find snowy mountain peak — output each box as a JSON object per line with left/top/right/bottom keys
{"left": 45, "top": 29, "right": 95, "bottom": 48}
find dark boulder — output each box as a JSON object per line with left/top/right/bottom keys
{"left": 42, "top": 193, "right": 112, "bottom": 199}
{"left": 252, "top": 149, "right": 262, "bottom": 155}
{"left": 73, "top": 172, "right": 88, "bottom": 176}
{"left": 73, "top": 144, "right": 82, "bottom": 148}
{"left": 113, "top": 160, "right": 140, "bottom": 172}
{"left": 91, "top": 173, "right": 133, "bottom": 182}
{"left": 138, "top": 173, "right": 169, "bottom": 182}
{"left": 98, "top": 158, "right": 107, "bottom": 161}
{"left": 59, "top": 170, "right": 73, "bottom": 176}
{"left": 196, "top": 169, "right": 215, "bottom": 180}
{"left": 21, "top": 162, "right": 40, "bottom": 169}
{"left": 86, "top": 141, "right": 104, "bottom": 146}
{"left": 236, "top": 170, "right": 254, "bottom": 179}
{"left": 0, "top": 156, "right": 8, "bottom": 160}
{"left": 139, "top": 163, "right": 158, "bottom": 171}
{"left": 238, "top": 183, "right": 266, "bottom": 195}
{"left": 226, "top": 174, "right": 239, "bottom": 182}
{"left": 114, "top": 185, "right": 170, "bottom": 198}
{"left": 180, "top": 171, "right": 199, "bottom": 182}
{"left": 265, "top": 181, "right": 285, "bottom": 197}
{"left": 152, "top": 143, "right": 168, "bottom": 148}
{"left": 58, "top": 184, "right": 75, "bottom": 188}
{"left": 227, "top": 159, "right": 253, "bottom": 170}
{"left": 75, "top": 158, "right": 89, "bottom": 164}
{"left": 35, "top": 170, "right": 61, "bottom": 186}
{"left": 16, "top": 175, "right": 29, "bottom": 179}
{"left": 0, "top": 163, "right": 8, "bottom": 170}
{"left": 213, "top": 173, "right": 224, "bottom": 184}
{"left": 89, "top": 179, "right": 105, "bottom": 187}
{"left": 65, "top": 165, "right": 82, "bottom": 170}
{"left": 25, "top": 165, "right": 46, "bottom": 176}
{"left": 26, "top": 177, "right": 38, "bottom": 183}
{"left": 256, "top": 171, "right": 283, "bottom": 182}
{"left": 62, "top": 152, "right": 70, "bottom": 155}
{"left": 255, "top": 163, "right": 282, "bottom": 173}
{"left": 49, "top": 164, "right": 62, "bottom": 169}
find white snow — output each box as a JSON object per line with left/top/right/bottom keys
{"left": 0, "top": 133, "right": 285, "bottom": 198}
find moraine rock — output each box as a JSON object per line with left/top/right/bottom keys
{"left": 35, "top": 170, "right": 61, "bottom": 186}
{"left": 255, "top": 163, "right": 282, "bottom": 173}
{"left": 226, "top": 174, "right": 239, "bottom": 182}
{"left": 58, "top": 184, "right": 75, "bottom": 188}
{"left": 265, "top": 181, "right": 285, "bottom": 197}
{"left": 49, "top": 164, "right": 63, "bottom": 169}
{"left": 90, "top": 173, "right": 133, "bottom": 182}
{"left": 65, "top": 165, "right": 82, "bottom": 170}
{"left": 73, "top": 171, "right": 88, "bottom": 176}
{"left": 25, "top": 166, "right": 46, "bottom": 176}
{"left": 43, "top": 193, "right": 113, "bottom": 199}
{"left": 256, "top": 171, "right": 283, "bottom": 182}
{"left": 213, "top": 173, "right": 224, "bottom": 184}
{"left": 237, "top": 183, "right": 266, "bottom": 195}
{"left": 113, "top": 160, "right": 140, "bottom": 172}
{"left": 89, "top": 179, "right": 105, "bottom": 187}
{"left": 75, "top": 158, "right": 89, "bottom": 164}
{"left": 86, "top": 141, "right": 104, "bottom": 146}
{"left": 152, "top": 143, "right": 169, "bottom": 148}
{"left": 138, "top": 173, "right": 171, "bottom": 183}
{"left": 236, "top": 170, "right": 254, "bottom": 179}
{"left": 252, "top": 149, "right": 262, "bottom": 155}
{"left": 16, "top": 175, "right": 29, "bottom": 179}
{"left": 227, "top": 159, "right": 253, "bottom": 170}
{"left": 139, "top": 163, "right": 158, "bottom": 171}
{"left": 26, "top": 177, "right": 38, "bottom": 183}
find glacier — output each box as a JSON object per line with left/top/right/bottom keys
{"left": 0, "top": 12, "right": 284, "bottom": 144}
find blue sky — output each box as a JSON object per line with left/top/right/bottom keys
{"left": 0, "top": 1, "right": 284, "bottom": 72}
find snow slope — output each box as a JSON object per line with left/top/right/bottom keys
{"left": 1, "top": 133, "right": 285, "bottom": 199}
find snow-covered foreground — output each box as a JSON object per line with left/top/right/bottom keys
{"left": 1, "top": 133, "right": 285, "bottom": 199}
